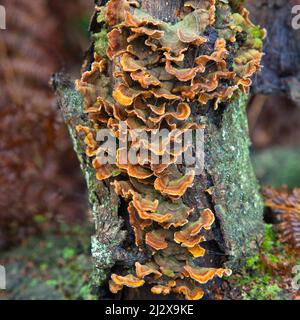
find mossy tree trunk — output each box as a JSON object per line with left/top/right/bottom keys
{"left": 54, "top": 0, "right": 264, "bottom": 300}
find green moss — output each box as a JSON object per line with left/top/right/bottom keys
{"left": 1, "top": 222, "right": 98, "bottom": 300}
{"left": 94, "top": 28, "right": 108, "bottom": 57}
{"left": 244, "top": 283, "right": 282, "bottom": 300}
{"left": 244, "top": 225, "right": 282, "bottom": 270}
{"left": 231, "top": 13, "right": 245, "bottom": 25}
{"left": 93, "top": 7, "right": 109, "bottom": 58}
{"left": 230, "top": 225, "right": 295, "bottom": 300}
{"left": 230, "top": 13, "right": 265, "bottom": 50}
{"left": 248, "top": 26, "right": 265, "bottom": 49}
{"left": 215, "top": 1, "right": 264, "bottom": 52}
{"left": 96, "top": 7, "right": 106, "bottom": 24}
{"left": 249, "top": 26, "right": 264, "bottom": 39}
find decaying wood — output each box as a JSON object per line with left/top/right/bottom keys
{"left": 52, "top": 74, "right": 147, "bottom": 290}
{"left": 54, "top": 0, "right": 264, "bottom": 299}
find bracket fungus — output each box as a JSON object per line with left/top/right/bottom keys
{"left": 76, "top": 0, "right": 265, "bottom": 300}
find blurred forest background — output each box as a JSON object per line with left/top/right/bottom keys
{"left": 0, "top": 0, "right": 93, "bottom": 248}
{"left": 0, "top": 0, "right": 299, "bottom": 299}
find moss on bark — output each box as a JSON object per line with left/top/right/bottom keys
{"left": 206, "top": 94, "right": 264, "bottom": 269}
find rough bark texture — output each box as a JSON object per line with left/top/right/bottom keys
{"left": 245, "top": 0, "right": 300, "bottom": 106}
{"left": 52, "top": 75, "right": 148, "bottom": 292}
{"left": 54, "top": 0, "right": 264, "bottom": 299}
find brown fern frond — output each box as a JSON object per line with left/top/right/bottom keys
{"left": 263, "top": 187, "right": 300, "bottom": 254}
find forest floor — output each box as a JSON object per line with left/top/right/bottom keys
{"left": 0, "top": 221, "right": 97, "bottom": 300}
{"left": 0, "top": 220, "right": 298, "bottom": 300}
{"left": 221, "top": 224, "right": 300, "bottom": 300}
{"left": 0, "top": 147, "right": 300, "bottom": 300}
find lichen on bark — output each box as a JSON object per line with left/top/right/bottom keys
{"left": 52, "top": 76, "right": 132, "bottom": 287}
{"left": 206, "top": 94, "right": 264, "bottom": 269}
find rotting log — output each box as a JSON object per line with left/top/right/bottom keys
{"left": 53, "top": 0, "right": 264, "bottom": 300}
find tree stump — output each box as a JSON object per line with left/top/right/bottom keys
{"left": 54, "top": 0, "right": 264, "bottom": 300}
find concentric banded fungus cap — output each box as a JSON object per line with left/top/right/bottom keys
{"left": 135, "top": 262, "right": 162, "bottom": 279}
{"left": 173, "top": 284, "right": 205, "bottom": 300}
{"left": 184, "top": 264, "right": 232, "bottom": 284}
{"left": 174, "top": 209, "right": 215, "bottom": 247}
{"left": 111, "top": 274, "right": 145, "bottom": 288}
{"left": 145, "top": 230, "right": 169, "bottom": 251}
{"left": 151, "top": 285, "right": 171, "bottom": 295}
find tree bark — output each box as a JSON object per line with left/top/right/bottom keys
{"left": 245, "top": 0, "right": 300, "bottom": 106}
{"left": 54, "top": 0, "right": 264, "bottom": 300}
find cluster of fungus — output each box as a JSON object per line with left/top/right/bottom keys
{"left": 76, "top": 0, "right": 265, "bottom": 299}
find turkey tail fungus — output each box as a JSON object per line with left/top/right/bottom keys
{"left": 54, "top": 0, "right": 265, "bottom": 300}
